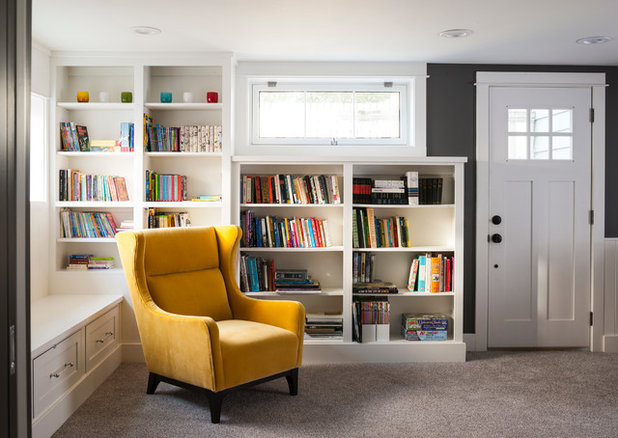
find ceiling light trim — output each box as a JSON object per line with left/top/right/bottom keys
{"left": 576, "top": 36, "right": 612, "bottom": 45}
{"left": 439, "top": 29, "right": 473, "bottom": 39}
{"left": 131, "top": 26, "right": 162, "bottom": 36}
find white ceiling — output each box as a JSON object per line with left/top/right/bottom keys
{"left": 33, "top": 0, "right": 618, "bottom": 65}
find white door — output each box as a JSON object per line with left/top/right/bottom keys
{"left": 488, "top": 87, "right": 591, "bottom": 348}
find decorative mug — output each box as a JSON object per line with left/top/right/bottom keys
{"left": 183, "top": 92, "right": 193, "bottom": 103}
{"left": 206, "top": 92, "right": 218, "bottom": 103}
{"left": 98, "top": 91, "right": 110, "bottom": 102}
{"left": 160, "top": 92, "right": 172, "bottom": 103}
{"left": 76, "top": 91, "right": 89, "bottom": 103}
{"left": 121, "top": 91, "right": 133, "bottom": 103}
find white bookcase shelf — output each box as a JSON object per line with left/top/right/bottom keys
{"left": 143, "top": 102, "right": 223, "bottom": 111}
{"left": 144, "top": 151, "right": 223, "bottom": 157}
{"left": 56, "top": 102, "right": 136, "bottom": 111}
{"left": 233, "top": 158, "right": 465, "bottom": 362}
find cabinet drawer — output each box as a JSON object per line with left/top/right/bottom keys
{"left": 85, "top": 306, "right": 119, "bottom": 372}
{"left": 32, "top": 330, "right": 83, "bottom": 418}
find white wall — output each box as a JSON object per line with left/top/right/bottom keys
{"left": 603, "top": 239, "right": 618, "bottom": 352}
{"left": 234, "top": 61, "right": 427, "bottom": 157}
{"left": 30, "top": 43, "right": 51, "bottom": 301}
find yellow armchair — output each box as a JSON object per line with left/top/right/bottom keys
{"left": 116, "top": 225, "right": 305, "bottom": 423}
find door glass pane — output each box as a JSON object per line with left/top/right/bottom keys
{"left": 531, "top": 136, "right": 549, "bottom": 159}
{"left": 508, "top": 136, "right": 527, "bottom": 159}
{"left": 552, "top": 136, "right": 573, "bottom": 160}
{"left": 259, "top": 91, "right": 305, "bottom": 138}
{"left": 508, "top": 109, "right": 527, "bottom": 132}
{"left": 355, "top": 92, "right": 400, "bottom": 138}
{"left": 552, "top": 109, "right": 572, "bottom": 133}
{"left": 306, "top": 92, "right": 354, "bottom": 138}
{"left": 530, "top": 109, "right": 550, "bottom": 132}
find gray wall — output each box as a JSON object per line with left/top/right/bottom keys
{"left": 426, "top": 64, "right": 618, "bottom": 333}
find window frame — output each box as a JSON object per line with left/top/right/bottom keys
{"left": 251, "top": 80, "right": 411, "bottom": 146}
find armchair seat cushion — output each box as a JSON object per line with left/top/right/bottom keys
{"left": 217, "top": 320, "right": 299, "bottom": 388}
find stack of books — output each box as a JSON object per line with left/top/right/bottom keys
{"left": 401, "top": 313, "right": 449, "bottom": 341}
{"left": 305, "top": 313, "right": 343, "bottom": 339}
{"left": 275, "top": 269, "right": 321, "bottom": 293}
{"left": 240, "top": 211, "right": 331, "bottom": 248}
{"left": 353, "top": 282, "right": 398, "bottom": 294}
{"left": 117, "top": 219, "right": 134, "bottom": 232}
{"left": 241, "top": 174, "right": 341, "bottom": 204}
{"left": 353, "top": 207, "right": 411, "bottom": 248}
{"left": 58, "top": 170, "right": 129, "bottom": 202}
{"left": 190, "top": 195, "right": 221, "bottom": 202}
{"left": 407, "top": 254, "right": 454, "bottom": 292}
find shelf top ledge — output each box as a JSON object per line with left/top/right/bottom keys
{"left": 232, "top": 155, "right": 468, "bottom": 164}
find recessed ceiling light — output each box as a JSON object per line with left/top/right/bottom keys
{"left": 440, "top": 29, "right": 473, "bottom": 39}
{"left": 576, "top": 36, "right": 612, "bottom": 45}
{"left": 131, "top": 26, "right": 162, "bottom": 36}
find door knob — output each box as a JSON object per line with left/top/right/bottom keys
{"left": 491, "top": 215, "right": 502, "bottom": 225}
{"left": 491, "top": 233, "right": 502, "bottom": 243}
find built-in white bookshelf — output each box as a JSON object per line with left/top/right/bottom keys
{"left": 48, "top": 56, "right": 233, "bottom": 290}
{"left": 232, "top": 157, "right": 466, "bottom": 362}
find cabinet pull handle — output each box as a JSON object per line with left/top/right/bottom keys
{"left": 49, "top": 362, "right": 74, "bottom": 379}
{"left": 96, "top": 331, "right": 113, "bottom": 344}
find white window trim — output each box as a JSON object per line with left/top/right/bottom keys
{"left": 250, "top": 78, "right": 413, "bottom": 146}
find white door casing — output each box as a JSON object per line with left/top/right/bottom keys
{"left": 475, "top": 72, "right": 606, "bottom": 352}
{"left": 488, "top": 87, "right": 591, "bottom": 347}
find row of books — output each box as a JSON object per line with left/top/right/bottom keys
{"left": 143, "top": 114, "right": 222, "bottom": 152}
{"left": 352, "top": 298, "right": 390, "bottom": 343}
{"left": 353, "top": 282, "right": 398, "bottom": 294}
{"left": 145, "top": 170, "right": 188, "bottom": 202}
{"left": 352, "top": 252, "right": 374, "bottom": 284}
{"left": 66, "top": 254, "right": 114, "bottom": 270}
{"left": 241, "top": 174, "right": 341, "bottom": 205}
{"left": 305, "top": 313, "right": 343, "bottom": 339}
{"left": 240, "top": 211, "right": 331, "bottom": 248}
{"left": 239, "top": 260, "right": 321, "bottom": 293}
{"left": 59, "top": 122, "right": 134, "bottom": 152}
{"left": 58, "top": 170, "right": 129, "bottom": 202}
{"left": 418, "top": 178, "right": 444, "bottom": 205}
{"left": 353, "top": 208, "right": 411, "bottom": 248}
{"left": 146, "top": 208, "right": 190, "bottom": 229}
{"left": 407, "top": 254, "right": 454, "bottom": 292}
{"left": 59, "top": 209, "right": 117, "bottom": 238}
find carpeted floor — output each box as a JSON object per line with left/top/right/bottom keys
{"left": 53, "top": 351, "right": 618, "bottom": 438}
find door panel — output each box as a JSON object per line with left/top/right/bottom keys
{"left": 488, "top": 87, "right": 591, "bottom": 348}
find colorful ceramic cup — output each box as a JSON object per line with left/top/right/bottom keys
{"left": 160, "top": 92, "right": 172, "bottom": 103}
{"left": 121, "top": 91, "right": 133, "bottom": 103}
{"left": 207, "top": 92, "right": 218, "bottom": 103}
{"left": 77, "top": 91, "right": 89, "bottom": 103}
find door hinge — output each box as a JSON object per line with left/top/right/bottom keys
{"left": 9, "top": 325, "right": 16, "bottom": 375}
{"left": 589, "top": 210, "right": 594, "bottom": 225}
{"left": 590, "top": 108, "right": 595, "bottom": 123}
{"left": 590, "top": 311, "right": 594, "bottom": 326}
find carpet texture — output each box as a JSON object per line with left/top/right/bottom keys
{"left": 53, "top": 351, "right": 618, "bottom": 437}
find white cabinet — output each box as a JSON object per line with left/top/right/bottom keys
{"left": 85, "top": 307, "right": 119, "bottom": 372}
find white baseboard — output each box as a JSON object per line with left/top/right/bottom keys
{"left": 32, "top": 345, "right": 122, "bottom": 438}
{"left": 463, "top": 334, "right": 476, "bottom": 351}
{"left": 122, "top": 342, "right": 145, "bottom": 363}
{"left": 603, "top": 335, "right": 618, "bottom": 353}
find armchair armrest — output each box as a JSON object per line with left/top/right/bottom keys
{"left": 138, "top": 301, "right": 225, "bottom": 391}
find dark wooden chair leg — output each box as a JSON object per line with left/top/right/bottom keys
{"left": 147, "top": 372, "right": 161, "bottom": 394}
{"left": 206, "top": 392, "right": 224, "bottom": 423}
{"left": 285, "top": 368, "right": 298, "bottom": 396}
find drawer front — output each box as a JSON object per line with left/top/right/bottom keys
{"left": 85, "top": 306, "right": 119, "bottom": 372}
{"left": 33, "top": 330, "right": 83, "bottom": 418}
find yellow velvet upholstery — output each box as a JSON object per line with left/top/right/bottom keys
{"left": 116, "top": 225, "right": 305, "bottom": 393}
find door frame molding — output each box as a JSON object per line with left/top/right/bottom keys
{"left": 475, "top": 72, "right": 606, "bottom": 352}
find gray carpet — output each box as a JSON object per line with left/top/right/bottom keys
{"left": 53, "top": 351, "right": 618, "bottom": 438}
